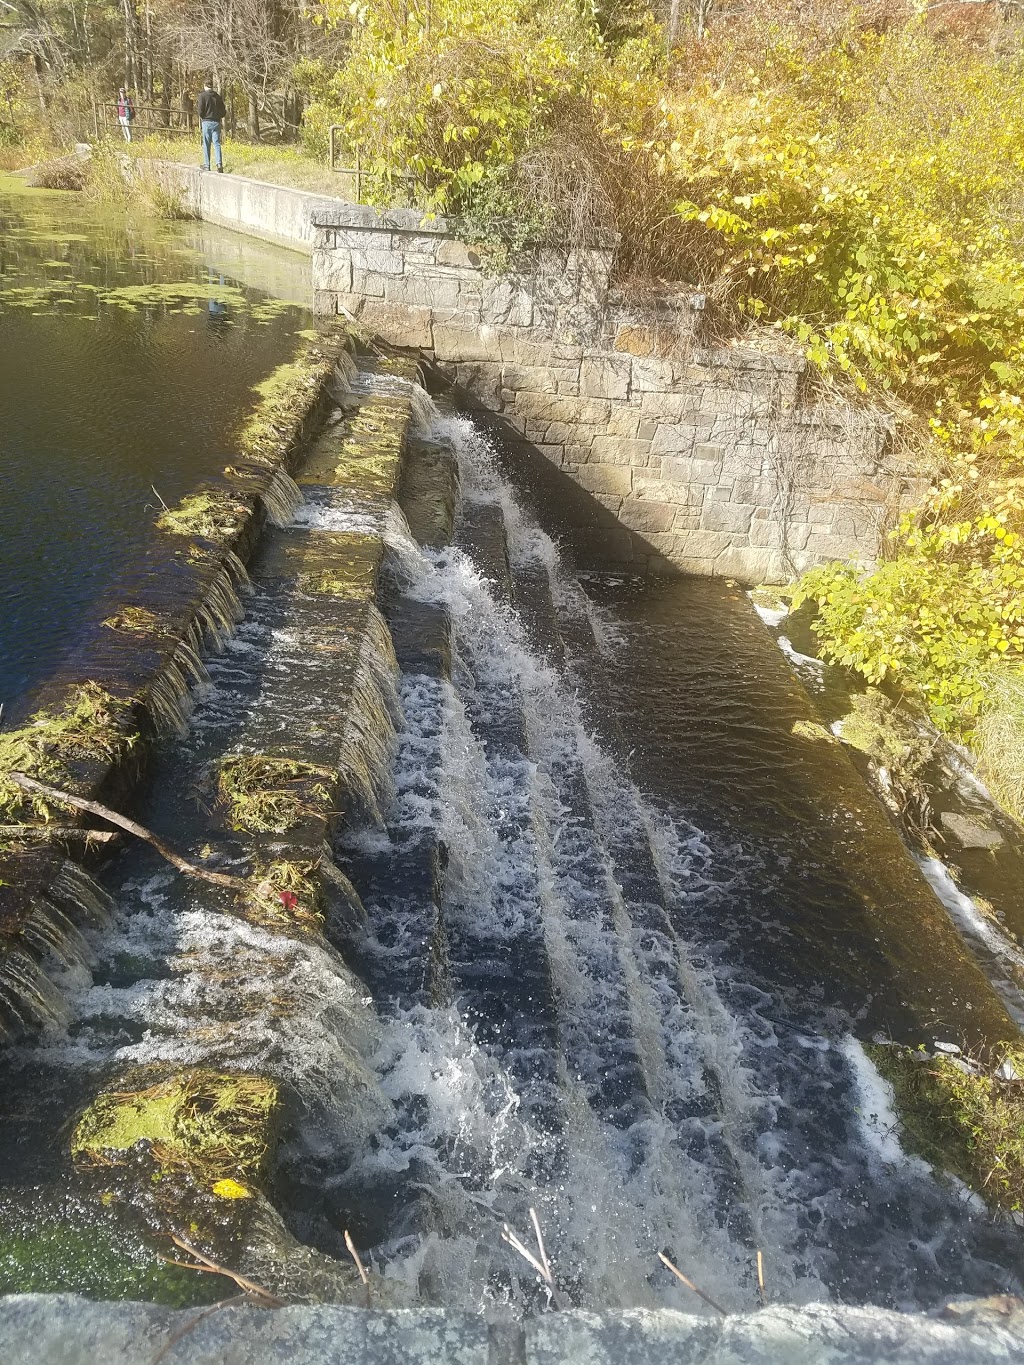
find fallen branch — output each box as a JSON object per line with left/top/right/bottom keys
{"left": 150, "top": 1293, "right": 249, "bottom": 1365}
{"left": 0, "top": 824, "right": 117, "bottom": 843}
{"left": 8, "top": 774, "right": 249, "bottom": 891}
{"left": 162, "top": 1234, "right": 285, "bottom": 1306}
{"left": 657, "top": 1252, "right": 729, "bottom": 1316}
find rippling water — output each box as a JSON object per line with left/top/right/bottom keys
{"left": 0, "top": 176, "right": 311, "bottom": 710}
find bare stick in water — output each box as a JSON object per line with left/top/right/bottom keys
{"left": 756, "top": 1249, "right": 767, "bottom": 1306}
{"left": 163, "top": 1234, "right": 285, "bottom": 1305}
{"left": 657, "top": 1252, "right": 729, "bottom": 1316}
{"left": 529, "top": 1207, "right": 553, "bottom": 1285}
{"left": 8, "top": 773, "right": 249, "bottom": 891}
{"left": 343, "top": 1230, "right": 369, "bottom": 1285}
{"left": 151, "top": 484, "right": 170, "bottom": 512}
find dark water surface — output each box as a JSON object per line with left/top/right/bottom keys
{"left": 0, "top": 177, "right": 311, "bottom": 711}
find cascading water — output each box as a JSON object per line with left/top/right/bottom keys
{"left": 316, "top": 405, "right": 1024, "bottom": 1313}
{"left": 4, "top": 374, "right": 1023, "bottom": 1326}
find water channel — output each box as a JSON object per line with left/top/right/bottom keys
{"left": 1, "top": 187, "right": 1023, "bottom": 1320}
{"left": 0, "top": 177, "right": 311, "bottom": 710}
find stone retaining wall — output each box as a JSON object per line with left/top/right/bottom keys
{"left": 311, "top": 205, "right": 908, "bottom": 582}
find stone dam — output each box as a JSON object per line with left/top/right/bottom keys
{"left": 1, "top": 169, "right": 1024, "bottom": 1363}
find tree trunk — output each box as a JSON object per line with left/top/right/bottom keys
{"left": 248, "top": 91, "right": 260, "bottom": 141}
{"left": 32, "top": 53, "right": 49, "bottom": 114}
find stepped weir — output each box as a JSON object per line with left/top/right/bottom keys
{"left": 1, "top": 316, "right": 1024, "bottom": 1361}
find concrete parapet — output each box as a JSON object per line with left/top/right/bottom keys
{"left": 2, "top": 1293, "right": 1024, "bottom": 1363}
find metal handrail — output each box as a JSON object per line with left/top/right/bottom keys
{"left": 327, "top": 125, "right": 424, "bottom": 204}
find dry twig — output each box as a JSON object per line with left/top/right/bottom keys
{"left": 657, "top": 1251, "right": 729, "bottom": 1316}
{"left": 161, "top": 1234, "right": 285, "bottom": 1306}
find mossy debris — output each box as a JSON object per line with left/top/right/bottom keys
{"left": 214, "top": 753, "right": 335, "bottom": 834}
{"left": 249, "top": 859, "right": 325, "bottom": 935}
{"left": 156, "top": 491, "right": 248, "bottom": 541}
{"left": 0, "top": 682, "right": 136, "bottom": 822}
{"left": 101, "top": 605, "right": 162, "bottom": 633}
{"left": 238, "top": 329, "right": 349, "bottom": 467}
{"left": 298, "top": 566, "right": 373, "bottom": 599}
{"left": 868, "top": 1041, "right": 1024, "bottom": 1214}
{"left": 71, "top": 1069, "right": 278, "bottom": 1193}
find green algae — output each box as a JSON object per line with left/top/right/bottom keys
{"left": 72, "top": 1069, "right": 279, "bottom": 1190}
{"left": 0, "top": 1201, "right": 221, "bottom": 1307}
{"left": 214, "top": 753, "right": 334, "bottom": 834}
{"left": 156, "top": 490, "right": 247, "bottom": 541}
{"left": 0, "top": 683, "right": 136, "bottom": 823}
{"left": 0, "top": 276, "right": 293, "bottom": 318}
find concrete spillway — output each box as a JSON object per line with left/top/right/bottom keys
{"left": 1, "top": 337, "right": 1023, "bottom": 1360}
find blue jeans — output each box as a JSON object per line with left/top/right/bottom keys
{"left": 201, "top": 119, "right": 223, "bottom": 170}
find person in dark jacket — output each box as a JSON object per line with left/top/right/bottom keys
{"left": 197, "top": 82, "right": 226, "bottom": 172}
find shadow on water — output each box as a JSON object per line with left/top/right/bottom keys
{"left": 0, "top": 178, "right": 311, "bottom": 711}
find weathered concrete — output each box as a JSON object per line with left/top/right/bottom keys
{"left": 1, "top": 1294, "right": 1023, "bottom": 1364}
{"left": 134, "top": 166, "right": 910, "bottom": 583}
{"left": 148, "top": 161, "right": 341, "bottom": 255}
{"left": 310, "top": 204, "right": 909, "bottom": 582}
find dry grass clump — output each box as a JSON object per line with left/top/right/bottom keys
{"left": 214, "top": 754, "right": 334, "bottom": 834}
{"left": 156, "top": 491, "right": 247, "bottom": 542}
{"left": 27, "top": 155, "right": 88, "bottom": 191}
{"left": 868, "top": 1041, "right": 1024, "bottom": 1214}
{"left": 0, "top": 683, "right": 135, "bottom": 822}
{"left": 974, "top": 670, "right": 1024, "bottom": 826}
{"left": 101, "top": 605, "right": 162, "bottom": 633}
{"left": 839, "top": 689, "right": 937, "bottom": 835}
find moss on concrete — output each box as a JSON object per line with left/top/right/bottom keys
{"left": 0, "top": 683, "right": 136, "bottom": 823}
{"left": 868, "top": 1041, "right": 1024, "bottom": 1213}
{"left": 239, "top": 329, "right": 350, "bottom": 468}
{"left": 72, "top": 1069, "right": 278, "bottom": 1192}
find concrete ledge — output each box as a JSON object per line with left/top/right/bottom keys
{"left": 1, "top": 1295, "right": 1023, "bottom": 1364}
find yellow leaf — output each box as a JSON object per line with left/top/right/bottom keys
{"left": 212, "top": 1178, "right": 252, "bottom": 1199}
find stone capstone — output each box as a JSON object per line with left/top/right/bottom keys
{"left": 1, "top": 1296, "right": 1024, "bottom": 1365}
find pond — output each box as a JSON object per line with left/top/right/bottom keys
{"left": 0, "top": 177, "right": 312, "bottom": 714}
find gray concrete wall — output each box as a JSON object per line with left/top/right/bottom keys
{"left": 311, "top": 205, "right": 908, "bottom": 583}
{"left": 138, "top": 168, "right": 909, "bottom": 582}
{"left": 149, "top": 161, "right": 340, "bottom": 256}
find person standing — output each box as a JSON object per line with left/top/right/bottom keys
{"left": 117, "top": 89, "right": 135, "bottom": 142}
{"left": 197, "top": 81, "right": 226, "bottom": 173}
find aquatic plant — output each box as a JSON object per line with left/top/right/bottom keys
{"left": 156, "top": 491, "right": 247, "bottom": 542}
{"left": 868, "top": 1041, "right": 1024, "bottom": 1216}
{"left": 72, "top": 1068, "right": 279, "bottom": 1193}
{"left": 0, "top": 683, "right": 136, "bottom": 823}
{"left": 214, "top": 754, "right": 335, "bottom": 834}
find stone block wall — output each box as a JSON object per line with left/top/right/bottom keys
{"left": 312, "top": 204, "right": 907, "bottom": 582}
